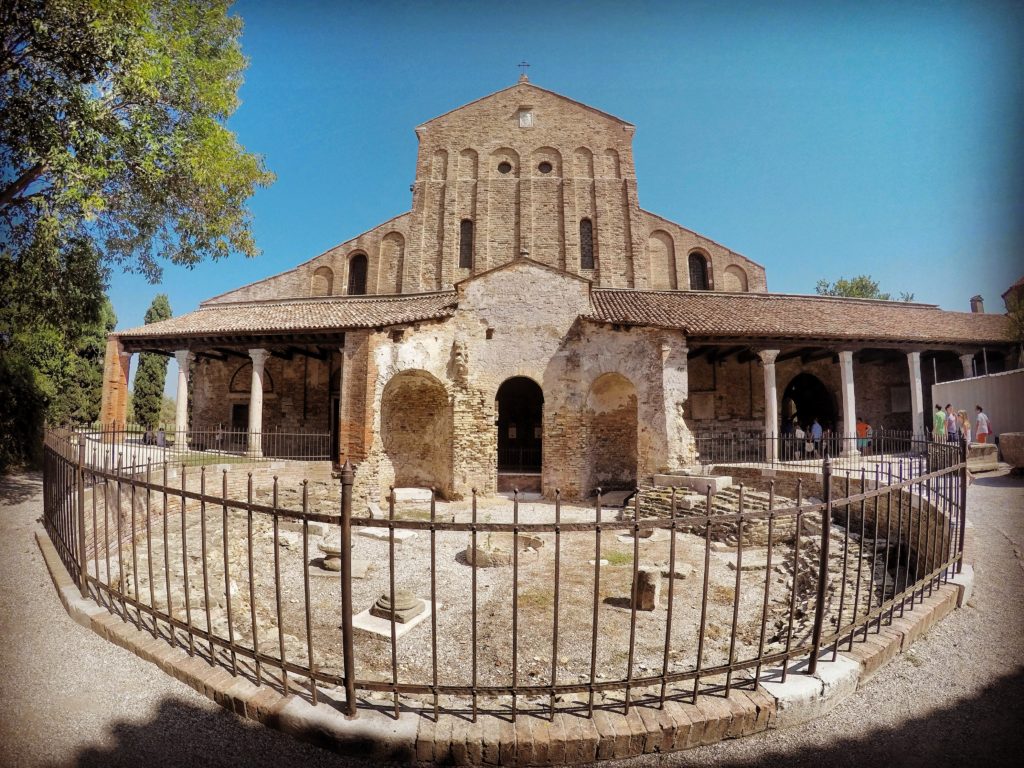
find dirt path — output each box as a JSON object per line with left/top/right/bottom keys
{"left": 0, "top": 472, "right": 370, "bottom": 768}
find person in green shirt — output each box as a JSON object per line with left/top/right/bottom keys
{"left": 933, "top": 405, "right": 946, "bottom": 442}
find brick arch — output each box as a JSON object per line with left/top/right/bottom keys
{"left": 228, "top": 363, "right": 274, "bottom": 393}
{"left": 458, "top": 148, "right": 478, "bottom": 180}
{"left": 585, "top": 372, "right": 638, "bottom": 493}
{"left": 378, "top": 232, "right": 405, "bottom": 294}
{"left": 380, "top": 369, "right": 453, "bottom": 496}
{"left": 573, "top": 146, "right": 594, "bottom": 178}
{"left": 647, "top": 230, "right": 677, "bottom": 291}
{"left": 489, "top": 147, "right": 520, "bottom": 177}
{"left": 530, "top": 146, "right": 562, "bottom": 176}
{"left": 310, "top": 265, "right": 334, "bottom": 296}
{"left": 722, "top": 264, "right": 748, "bottom": 292}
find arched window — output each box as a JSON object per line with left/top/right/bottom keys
{"left": 459, "top": 219, "right": 474, "bottom": 269}
{"left": 347, "top": 253, "right": 368, "bottom": 295}
{"left": 688, "top": 252, "right": 709, "bottom": 290}
{"left": 580, "top": 218, "right": 595, "bottom": 270}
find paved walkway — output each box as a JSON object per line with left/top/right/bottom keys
{"left": 2, "top": 470, "right": 1022, "bottom": 767}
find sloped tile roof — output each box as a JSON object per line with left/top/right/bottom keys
{"left": 591, "top": 290, "right": 1012, "bottom": 345}
{"left": 118, "top": 292, "right": 458, "bottom": 338}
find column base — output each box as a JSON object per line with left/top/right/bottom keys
{"left": 839, "top": 449, "right": 861, "bottom": 458}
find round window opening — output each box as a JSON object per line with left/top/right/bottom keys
{"left": 538, "top": 161, "right": 553, "bottom": 174}
{"left": 497, "top": 161, "right": 512, "bottom": 174}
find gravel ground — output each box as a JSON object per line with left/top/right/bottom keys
{"left": 3, "top": 469, "right": 1021, "bottom": 767}
{"left": 605, "top": 469, "right": 1024, "bottom": 768}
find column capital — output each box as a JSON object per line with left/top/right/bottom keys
{"left": 837, "top": 349, "right": 855, "bottom": 363}
{"left": 248, "top": 348, "right": 271, "bottom": 368}
{"left": 757, "top": 349, "right": 780, "bottom": 366}
{"left": 174, "top": 349, "right": 192, "bottom": 368}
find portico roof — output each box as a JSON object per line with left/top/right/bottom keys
{"left": 590, "top": 289, "right": 1012, "bottom": 347}
{"left": 117, "top": 291, "right": 458, "bottom": 347}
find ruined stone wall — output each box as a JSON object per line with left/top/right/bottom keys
{"left": 192, "top": 354, "right": 335, "bottom": 434}
{"left": 343, "top": 260, "right": 694, "bottom": 504}
{"left": 685, "top": 356, "right": 764, "bottom": 433}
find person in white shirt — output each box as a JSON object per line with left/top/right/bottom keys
{"left": 975, "top": 405, "right": 991, "bottom": 443}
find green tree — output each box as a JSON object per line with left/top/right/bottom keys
{"left": 0, "top": 0, "right": 273, "bottom": 469}
{"left": 815, "top": 275, "right": 914, "bottom": 302}
{"left": 132, "top": 294, "right": 172, "bottom": 428}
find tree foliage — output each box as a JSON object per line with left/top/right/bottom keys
{"left": 815, "top": 275, "right": 914, "bottom": 302}
{"left": 0, "top": 0, "right": 272, "bottom": 469}
{"left": 132, "top": 293, "right": 171, "bottom": 428}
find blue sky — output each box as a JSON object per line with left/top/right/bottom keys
{"left": 106, "top": 1, "right": 1023, "bottom": 391}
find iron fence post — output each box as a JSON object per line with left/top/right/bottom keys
{"left": 76, "top": 437, "right": 88, "bottom": 598}
{"left": 340, "top": 459, "right": 357, "bottom": 716}
{"left": 956, "top": 435, "right": 968, "bottom": 574}
{"left": 809, "top": 454, "right": 832, "bottom": 674}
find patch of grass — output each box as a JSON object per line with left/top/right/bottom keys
{"left": 709, "top": 584, "right": 735, "bottom": 604}
{"left": 518, "top": 586, "right": 554, "bottom": 610}
{"left": 602, "top": 549, "right": 634, "bottom": 566}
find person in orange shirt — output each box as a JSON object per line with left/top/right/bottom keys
{"left": 856, "top": 416, "right": 871, "bottom": 454}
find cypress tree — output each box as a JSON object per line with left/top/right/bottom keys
{"left": 133, "top": 294, "right": 172, "bottom": 428}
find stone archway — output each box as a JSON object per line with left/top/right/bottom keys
{"left": 782, "top": 372, "right": 838, "bottom": 432}
{"left": 585, "top": 372, "right": 638, "bottom": 494}
{"left": 380, "top": 370, "right": 452, "bottom": 495}
{"left": 496, "top": 377, "right": 543, "bottom": 475}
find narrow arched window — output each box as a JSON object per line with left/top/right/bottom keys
{"left": 347, "top": 253, "right": 368, "bottom": 295}
{"left": 688, "top": 252, "right": 709, "bottom": 290}
{"left": 580, "top": 218, "right": 595, "bottom": 270}
{"left": 459, "top": 219, "right": 474, "bottom": 269}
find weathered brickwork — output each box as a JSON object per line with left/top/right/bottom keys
{"left": 204, "top": 81, "right": 765, "bottom": 305}
{"left": 340, "top": 259, "right": 694, "bottom": 504}
{"left": 192, "top": 354, "right": 335, "bottom": 433}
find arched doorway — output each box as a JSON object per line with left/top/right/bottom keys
{"left": 496, "top": 377, "right": 543, "bottom": 474}
{"left": 380, "top": 370, "right": 452, "bottom": 495}
{"left": 586, "top": 373, "right": 638, "bottom": 493}
{"left": 781, "top": 373, "right": 837, "bottom": 432}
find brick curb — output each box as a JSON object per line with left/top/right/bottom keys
{"left": 36, "top": 529, "right": 973, "bottom": 765}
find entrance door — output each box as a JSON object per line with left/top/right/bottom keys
{"left": 496, "top": 377, "right": 543, "bottom": 473}
{"left": 230, "top": 403, "right": 249, "bottom": 452}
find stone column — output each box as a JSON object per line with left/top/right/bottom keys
{"left": 247, "top": 349, "right": 270, "bottom": 457}
{"left": 838, "top": 350, "right": 859, "bottom": 456}
{"left": 758, "top": 349, "right": 780, "bottom": 462}
{"left": 173, "top": 350, "right": 192, "bottom": 448}
{"left": 906, "top": 351, "right": 925, "bottom": 438}
{"left": 959, "top": 352, "right": 975, "bottom": 379}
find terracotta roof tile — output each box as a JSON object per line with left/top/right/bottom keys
{"left": 118, "top": 292, "right": 458, "bottom": 339}
{"left": 590, "top": 290, "right": 1011, "bottom": 345}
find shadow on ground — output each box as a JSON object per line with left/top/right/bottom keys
{"left": 0, "top": 471, "right": 42, "bottom": 505}
{"left": 55, "top": 697, "right": 378, "bottom": 768}
{"left": 668, "top": 667, "right": 1024, "bottom": 768}
{"left": 51, "top": 669, "right": 1024, "bottom": 767}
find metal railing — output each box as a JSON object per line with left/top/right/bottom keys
{"left": 42, "top": 428, "right": 968, "bottom": 722}
{"left": 497, "top": 445, "right": 542, "bottom": 473}
{"left": 693, "top": 429, "right": 949, "bottom": 478}
{"left": 67, "top": 424, "right": 332, "bottom": 470}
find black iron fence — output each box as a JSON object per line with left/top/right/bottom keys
{"left": 693, "top": 429, "right": 945, "bottom": 477}
{"left": 42, "top": 427, "right": 968, "bottom": 722}
{"left": 68, "top": 424, "right": 332, "bottom": 469}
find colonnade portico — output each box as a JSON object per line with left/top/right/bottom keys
{"left": 687, "top": 339, "right": 995, "bottom": 460}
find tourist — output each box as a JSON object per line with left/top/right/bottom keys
{"left": 156, "top": 427, "right": 166, "bottom": 447}
{"left": 933, "top": 405, "right": 946, "bottom": 442}
{"left": 810, "top": 418, "right": 823, "bottom": 457}
{"left": 794, "top": 421, "right": 806, "bottom": 459}
{"left": 945, "top": 404, "right": 959, "bottom": 442}
{"left": 957, "top": 410, "right": 971, "bottom": 443}
{"left": 856, "top": 416, "right": 870, "bottom": 454}
{"left": 975, "top": 405, "right": 991, "bottom": 443}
